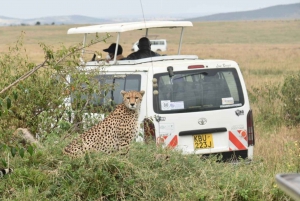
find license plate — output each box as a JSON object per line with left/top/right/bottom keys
{"left": 194, "top": 134, "right": 214, "bottom": 149}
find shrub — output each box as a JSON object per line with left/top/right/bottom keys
{"left": 249, "top": 83, "right": 283, "bottom": 130}
{"left": 0, "top": 32, "right": 112, "bottom": 167}
{"left": 0, "top": 139, "right": 291, "bottom": 200}
{"left": 249, "top": 72, "right": 300, "bottom": 128}
{"left": 0, "top": 33, "right": 112, "bottom": 137}
{"left": 281, "top": 72, "right": 300, "bottom": 126}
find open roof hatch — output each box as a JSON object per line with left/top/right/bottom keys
{"left": 67, "top": 21, "right": 193, "bottom": 64}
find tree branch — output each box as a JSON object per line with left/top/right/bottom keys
{"left": 0, "top": 59, "right": 48, "bottom": 95}
{"left": 0, "top": 34, "right": 111, "bottom": 95}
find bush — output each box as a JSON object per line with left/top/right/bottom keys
{"left": 249, "top": 83, "right": 283, "bottom": 130}
{"left": 0, "top": 33, "right": 112, "bottom": 168}
{"left": 0, "top": 33, "right": 111, "bottom": 138}
{"left": 0, "top": 139, "right": 291, "bottom": 200}
{"left": 249, "top": 72, "right": 300, "bottom": 128}
{"left": 281, "top": 72, "right": 300, "bottom": 126}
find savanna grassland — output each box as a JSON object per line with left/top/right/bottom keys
{"left": 0, "top": 20, "right": 300, "bottom": 200}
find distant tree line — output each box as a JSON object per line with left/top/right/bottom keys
{"left": 11, "top": 21, "right": 57, "bottom": 26}
{"left": 35, "top": 21, "right": 55, "bottom": 26}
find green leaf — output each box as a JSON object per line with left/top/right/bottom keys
{"left": 54, "top": 65, "right": 63, "bottom": 71}
{"left": 1, "top": 159, "right": 7, "bottom": 167}
{"left": 13, "top": 91, "right": 18, "bottom": 100}
{"left": 10, "top": 146, "right": 17, "bottom": 157}
{"left": 6, "top": 97, "right": 11, "bottom": 109}
{"left": 0, "top": 143, "right": 6, "bottom": 151}
{"left": 19, "top": 148, "right": 25, "bottom": 158}
{"left": 27, "top": 145, "right": 34, "bottom": 156}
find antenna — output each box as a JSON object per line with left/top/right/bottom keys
{"left": 139, "top": 0, "right": 155, "bottom": 119}
{"left": 139, "top": 0, "right": 147, "bottom": 28}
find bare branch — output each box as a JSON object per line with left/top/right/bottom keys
{"left": 0, "top": 34, "right": 111, "bottom": 95}
{"left": 0, "top": 59, "right": 48, "bottom": 94}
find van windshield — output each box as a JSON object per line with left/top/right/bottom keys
{"left": 153, "top": 68, "right": 244, "bottom": 114}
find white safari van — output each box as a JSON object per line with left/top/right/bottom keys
{"left": 67, "top": 21, "right": 255, "bottom": 161}
{"left": 131, "top": 39, "right": 167, "bottom": 52}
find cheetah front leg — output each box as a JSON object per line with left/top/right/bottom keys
{"left": 118, "top": 142, "right": 131, "bottom": 155}
{"left": 117, "top": 133, "right": 136, "bottom": 155}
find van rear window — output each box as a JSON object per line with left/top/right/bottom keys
{"left": 153, "top": 68, "right": 244, "bottom": 114}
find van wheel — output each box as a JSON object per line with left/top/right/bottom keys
{"left": 157, "top": 49, "right": 161, "bottom": 52}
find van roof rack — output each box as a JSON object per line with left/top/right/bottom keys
{"left": 67, "top": 21, "right": 193, "bottom": 64}
{"left": 67, "top": 21, "right": 192, "bottom": 34}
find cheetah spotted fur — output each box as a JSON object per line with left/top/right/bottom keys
{"left": 63, "top": 90, "right": 145, "bottom": 157}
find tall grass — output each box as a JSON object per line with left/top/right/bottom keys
{"left": 1, "top": 135, "right": 298, "bottom": 200}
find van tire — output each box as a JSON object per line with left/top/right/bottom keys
{"left": 157, "top": 49, "right": 161, "bottom": 52}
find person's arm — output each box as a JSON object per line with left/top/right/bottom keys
{"left": 126, "top": 53, "right": 136, "bottom": 60}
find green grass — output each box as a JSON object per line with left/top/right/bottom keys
{"left": 0, "top": 134, "right": 296, "bottom": 200}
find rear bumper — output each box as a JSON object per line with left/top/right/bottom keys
{"left": 201, "top": 150, "right": 249, "bottom": 162}
{"left": 176, "top": 144, "right": 253, "bottom": 162}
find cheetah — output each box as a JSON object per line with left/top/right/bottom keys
{"left": 63, "top": 90, "right": 145, "bottom": 157}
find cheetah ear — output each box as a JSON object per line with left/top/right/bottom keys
{"left": 140, "top": 90, "right": 145, "bottom": 96}
{"left": 120, "top": 90, "right": 127, "bottom": 96}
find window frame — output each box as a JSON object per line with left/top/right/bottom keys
{"left": 153, "top": 68, "right": 245, "bottom": 114}
{"left": 71, "top": 74, "right": 142, "bottom": 108}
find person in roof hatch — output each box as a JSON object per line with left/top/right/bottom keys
{"left": 126, "top": 37, "right": 160, "bottom": 60}
{"left": 103, "top": 43, "right": 125, "bottom": 62}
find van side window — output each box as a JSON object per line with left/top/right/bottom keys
{"left": 153, "top": 68, "right": 244, "bottom": 114}
{"left": 100, "top": 74, "right": 141, "bottom": 105}
{"left": 71, "top": 74, "right": 141, "bottom": 107}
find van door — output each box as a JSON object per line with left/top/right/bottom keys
{"left": 97, "top": 72, "right": 148, "bottom": 141}
{"left": 70, "top": 72, "right": 148, "bottom": 131}
{"left": 153, "top": 68, "right": 251, "bottom": 159}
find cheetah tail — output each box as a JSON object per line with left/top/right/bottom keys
{"left": 0, "top": 168, "right": 13, "bottom": 178}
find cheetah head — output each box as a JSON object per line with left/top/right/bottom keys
{"left": 121, "top": 90, "right": 145, "bottom": 110}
